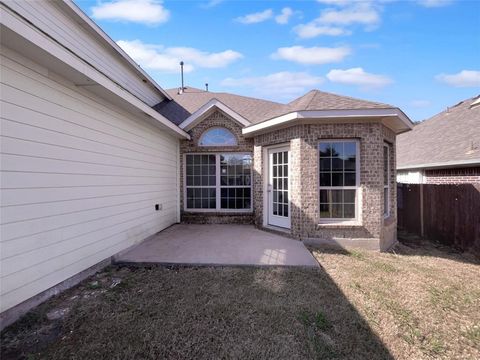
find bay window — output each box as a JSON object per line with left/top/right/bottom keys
{"left": 319, "top": 140, "right": 359, "bottom": 220}
{"left": 185, "top": 153, "right": 252, "bottom": 211}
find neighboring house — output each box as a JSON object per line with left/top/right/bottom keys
{"left": 0, "top": 1, "right": 412, "bottom": 328}
{"left": 397, "top": 96, "right": 480, "bottom": 184}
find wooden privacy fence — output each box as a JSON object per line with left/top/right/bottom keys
{"left": 397, "top": 183, "right": 480, "bottom": 255}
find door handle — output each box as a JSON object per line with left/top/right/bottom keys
{"left": 267, "top": 184, "right": 273, "bottom": 193}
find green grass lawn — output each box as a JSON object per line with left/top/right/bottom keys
{"left": 2, "top": 241, "right": 479, "bottom": 360}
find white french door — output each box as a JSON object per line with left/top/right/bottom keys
{"left": 267, "top": 146, "right": 290, "bottom": 229}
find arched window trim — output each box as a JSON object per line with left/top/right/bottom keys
{"left": 198, "top": 127, "right": 238, "bottom": 147}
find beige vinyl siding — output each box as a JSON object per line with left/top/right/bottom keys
{"left": 4, "top": 0, "right": 164, "bottom": 106}
{"left": 0, "top": 47, "right": 179, "bottom": 312}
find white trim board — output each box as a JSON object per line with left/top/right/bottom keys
{"left": 179, "top": 99, "right": 251, "bottom": 131}
{"left": 242, "top": 109, "right": 414, "bottom": 137}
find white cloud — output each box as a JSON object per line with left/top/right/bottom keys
{"left": 435, "top": 70, "right": 480, "bottom": 88}
{"left": 91, "top": 0, "right": 170, "bottom": 25}
{"left": 221, "top": 71, "right": 324, "bottom": 98}
{"left": 318, "top": 3, "right": 381, "bottom": 27}
{"left": 316, "top": 0, "right": 351, "bottom": 5}
{"left": 294, "top": 2, "right": 380, "bottom": 38}
{"left": 410, "top": 100, "right": 431, "bottom": 108}
{"left": 275, "top": 7, "right": 294, "bottom": 24}
{"left": 326, "top": 67, "right": 392, "bottom": 89}
{"left": 272, "top": 46, "right": 351, "bottom": 65}
{"left": 417, "top": 0, "right": 453, "bottom": 8}
{"left": 294, "top": 23, "right": 351, "bottom": 38}
{"left": 117, "top": 40, "right": 243, "bottom": 73}
{"left": 202, "top": 0, "right": 224, "bottom": 8}
{"left": 235, "top": 9, "right": 273, "bottom": 24}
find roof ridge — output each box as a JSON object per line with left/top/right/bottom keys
{"left": 314, "top": 89, "right": 393, "bottom": 107}
{"left": 305, "top": 90, "right": 319, "bottom": 109}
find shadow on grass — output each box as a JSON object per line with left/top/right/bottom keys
{"left": 1, "top": 264, "right": 393, "bottom": 360}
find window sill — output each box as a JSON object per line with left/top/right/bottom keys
{"left": 316, "top": 221, "right": 362, "bottom": 229}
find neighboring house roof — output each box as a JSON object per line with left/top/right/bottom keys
{"left": 397, "top": 96, "right": 480, "bottom": 170}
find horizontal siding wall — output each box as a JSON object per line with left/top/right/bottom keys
{"left": 0, "top": 47, "right": 179, "bottom": 312}
{"left": 4, "top": 0, "right": 163, "bottom": 106}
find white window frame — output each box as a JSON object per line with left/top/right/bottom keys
{"left": 384, "top": 143, "right": 390, "bottom": 218}
{"left": 184, "top": 152, "right": 253, "bottom": 213}
{"left": 318, "top": 139, "right": 360, "bottom": 223}
{"left": 198, "top": 127, "right": 238, "bottom": 147}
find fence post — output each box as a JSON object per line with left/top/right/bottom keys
{"left": 420, "top": 183, "right": 424, "bottom": 238}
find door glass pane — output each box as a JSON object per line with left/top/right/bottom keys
{"left": 271, "top": 150, "right": 289, "bottom": 218}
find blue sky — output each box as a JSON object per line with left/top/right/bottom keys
{"left": 76, "top": 0, "right": 480, "bottom": 122}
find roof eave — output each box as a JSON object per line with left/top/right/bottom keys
{"left": 179, "top": 99, "right": 251, "bottom": 131}
{"left": 242, "top": 108, "right": 414, "bottom": 137}
{"left": 397, "top": 158, "right": 480, "bottom": 171}
{"left": 60, "top": 0, "right": 172, "bottom": 101}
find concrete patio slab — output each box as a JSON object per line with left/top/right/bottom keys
{"left": 115, "top": 224, "right": 319, "bottom": 267}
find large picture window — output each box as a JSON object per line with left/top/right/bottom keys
{"left": 319, "top": 140, "right": 359, "bottom": 220}
{"left": 185, "top": 153, "right": 252, "bottom": 211}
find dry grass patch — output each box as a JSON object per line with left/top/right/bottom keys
{"left": 312, "top": 241, "right": 480, "bottom": 359}
{"left": 1, "top": 241, "right": 478, "bottom": 360}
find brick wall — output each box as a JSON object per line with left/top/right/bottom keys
{"left": 254, "top": 122, "right": 397, "bottom": 249}
{"left": 181, "top": 110, "right": 398, "bottom": 249}
{"left": 425, "top": 167, "right": 480, "bottom": 184}
{"left": 179, "top": 110, "right": 254, "bottom": 224}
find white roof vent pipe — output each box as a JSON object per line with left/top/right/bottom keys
{"left": 178, "top": 61, "right": 185, "bottom": 94}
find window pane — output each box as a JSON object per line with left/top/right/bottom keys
{"left": 332, "top": 204, "right": 343, "bottom": 218}
{"left": 344, "top": 172, "right": 356, "bottom": 186}
{"left": 332, "top": 158, "right": 343, "bottom": 171}
{"left": 218, "top": 154, "right": 252, "bottom": 210}
{"left": 384, "top": 188, "right": 388, "bottom": 215}
{"left": 331, "top": 190, "right": 343, "bottom": 203}
{"left": 319, "top": 158, "right": 331, "bottom": 171}
{"left": 331, "top": 142, "right": 344, "bottom": 158}
{"left": 344, "top": 142, "right": 356, "bottom": 158}
{"left": 319, "top": 143, "right": 332, "bottom": 157}
{"left": 199, "top": 128, "right": 237, "bottom": 146}
{"left": 332, "top": 172, "right": 343, "bottom": 186}
{"left": 320, "top": 190, "right": 329, "bottom": 203}
{"left": 344, "top": 157, "right": 356, "bottom": 171}
{"left": 344, "top": 204, "right": 355, "bottom": 218}
{"left": 384, "top": 145, "right": 389, "bottom": 186}
{"left": 344, "top": 190, "right": 356, "bottom": 203}
{"left": 320, "top": 173, "right": 331, "bottom": 186}
{"left": 320, "top": 203, "right": 330, "bottom": 218}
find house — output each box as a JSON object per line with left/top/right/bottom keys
{"left": 397, "top": 96, "right": 480, "bottom": 184}
{"left": 0, "top": 0, "right": 412, "bottom": 328}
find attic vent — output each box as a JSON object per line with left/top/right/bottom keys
{"left": 470, "top": 96, "right": 480, "bottom": 108}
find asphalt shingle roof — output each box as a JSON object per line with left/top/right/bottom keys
{"left": 154, "top": 87, "right": 397, "bottom": 126}
{"left": 154, "top": 87, "right": 284, "bottom": 125}
{"left": 397, "top": 96, "right": 480, "bottom": 168}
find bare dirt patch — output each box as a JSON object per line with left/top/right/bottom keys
{"left": 1, "top": 242, "right": 479, "bottom": 360}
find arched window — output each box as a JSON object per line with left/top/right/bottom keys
{"left": 199, "top": 127, "right": 237, "bottom": 146}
